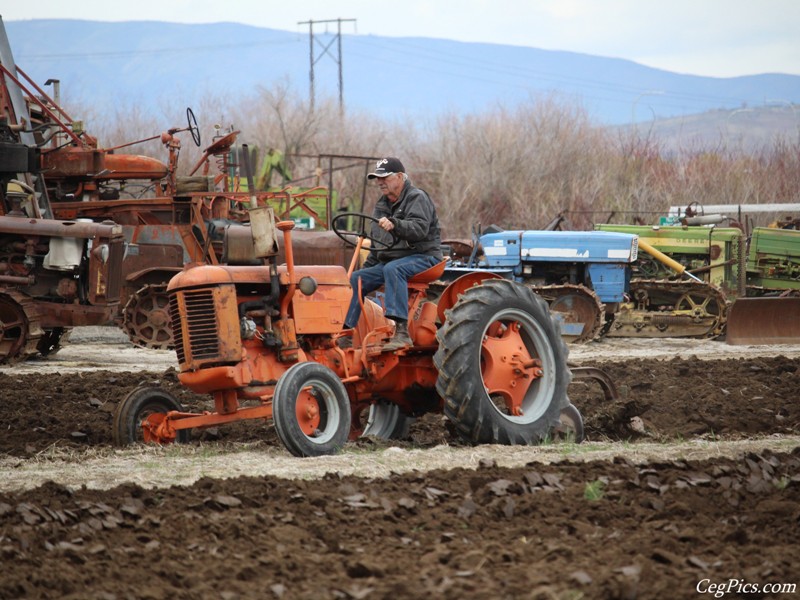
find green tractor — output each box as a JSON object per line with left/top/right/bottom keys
{"left": 728, "top": 226, "right": 800, "bottom": 344}
{"left": 595, "top": 222, "right": 800, "bottom": 343}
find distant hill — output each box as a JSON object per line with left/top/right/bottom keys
{"left": 4, "top": 18, "right": 800, "bottom": 128}
{"left": 614, "top": 105, "right": 800, "bottom": 154}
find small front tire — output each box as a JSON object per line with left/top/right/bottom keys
{"left": 272, "top": 362, "right": 351, "bottom": 457}
{"left": 113, "top": 387, "right": 190, "bottom": 445}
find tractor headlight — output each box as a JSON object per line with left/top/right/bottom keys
{"left": 298, "top": 276, "right": 318, "bottom": 296}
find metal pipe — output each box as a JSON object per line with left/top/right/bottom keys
{"left": 241, "top": 143, "right": 258, "bottom": 210}
{"left": 277, "top": 221, "right": 296, "bottom": 319}
{"left": 0, "top": 274, "right": 35, "bottom": 285}
{"left": 638, "top": 239, "right": 702, "bottom": 282}
{"left": 0, "top": 63, "right": 82, "bottom": 146}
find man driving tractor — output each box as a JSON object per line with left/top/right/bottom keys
{"left": 339, "top": 157, "right": 443, "bottom": 351}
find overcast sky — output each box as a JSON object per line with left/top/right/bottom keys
{"left": 3, "top": 0, "right": 799, "bottom": 77}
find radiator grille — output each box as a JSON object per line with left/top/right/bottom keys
{"left": 170, "top": 289, "right": 220, "bottom": 364}
{"left": 105, "top": 241, "right": 125, "bottom": 302}
{"left": 169, "top": 294, "right": 185, "bottom": 364}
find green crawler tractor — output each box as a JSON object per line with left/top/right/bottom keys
{"left": 595, "top": 223, "right": 800, "bottom": 344}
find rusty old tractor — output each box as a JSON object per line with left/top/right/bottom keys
{"left": 113, "top": 210, "right": 623, "bottom": 455}
{"left": 0, "top": 21, "right": 127, "bottom": 363}
{"left": 39, "top": 110, "right": 353, "bottom": 350}
{"left": 0, "top": 16, "right": 356, "bottom": 355}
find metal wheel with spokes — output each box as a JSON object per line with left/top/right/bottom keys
{"left": 122, "top": 284, "right": 174, "bottom": 349}
{"left": 0, "top": 291, "right": 43, "bottom": 364}
{"left": 272, "top": 362, "right": 351, "bottom": 457}
{"left": 186, "top": 107, "right": 201, "bottom": 146}
{"left": 675, "top": 290, "right": 723, "bottom": 324}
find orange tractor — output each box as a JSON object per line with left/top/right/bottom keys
{"left": 114, "top": 211, "right": 613, "bottom": 455}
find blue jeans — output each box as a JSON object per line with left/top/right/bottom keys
{"left": 344, "top": 254, "right": 439, "bottom": 328}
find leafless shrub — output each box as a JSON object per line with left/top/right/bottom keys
{"left": 64, "top": 93, "right": 800, "bottom": 235}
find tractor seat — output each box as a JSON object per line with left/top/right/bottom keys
{"left": 408, "top": 259, "right": 447, "bottom": 284}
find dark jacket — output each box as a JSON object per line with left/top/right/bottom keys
{"left": 365, "top": 180, "right": 443, "bottom": 265}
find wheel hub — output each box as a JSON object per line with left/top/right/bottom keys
{"left": 141, "top": 412, "right": 177, "bottom": 444}
{"left": 481, "top": 321, "right": 542, "bottom": 416}
{"left": 296, "top": 390, "right": 322, "bottom": 435}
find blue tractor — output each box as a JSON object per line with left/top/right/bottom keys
{"left": 444, "top": 227, "right": 639, "bottom": 342}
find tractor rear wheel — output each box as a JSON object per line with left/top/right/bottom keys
{"left": 272, "top": 362, "right": 351, "bottom": 457}
{"left": 434, "top": 279, "right": 570, "bottom": 445}
{"left": 0, "top": 291, "right": 43, "bottom": 364}
{"left": 113, "top": 387, "right": 190, "bottom": 445}
{"left": 122, "top": 284, "right": 174, "bottom": 350}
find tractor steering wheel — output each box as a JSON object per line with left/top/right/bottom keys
{"left": 332, "top": 212, "right": 398, "bottom": 251}
{"left": 186, "top": 107, "right": 201, "bottom": 147}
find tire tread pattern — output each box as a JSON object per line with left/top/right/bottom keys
{"left": 434, "top": 279, "right": 570, "bottom": 445}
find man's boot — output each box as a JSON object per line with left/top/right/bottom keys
{"left": 383, "top": 320, "right": 412, "bottom": 351}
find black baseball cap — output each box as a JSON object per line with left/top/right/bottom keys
{"left": 367, "top": 157, "right": 405, "bottom": 179}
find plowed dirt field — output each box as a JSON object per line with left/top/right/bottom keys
{"left": 1, "top": 329, "right": 798, "bottom": 599}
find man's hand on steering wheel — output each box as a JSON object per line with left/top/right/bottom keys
{"left": 332, "top": 212, "right": 398, "bottom": 250}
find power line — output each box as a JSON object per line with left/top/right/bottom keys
{"left": 298, "top": 18, "right": 356, "bottom": 113}
{"left": 348, "top": 36, "right": 752, "bottom": 110}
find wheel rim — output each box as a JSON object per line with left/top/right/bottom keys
{"left": 549, "top": 293, "right": 599, "bottom": 343}
{"left": 0, "top": 295, "right": 29, "bottom": 360}
{"left": 676, "top": 292, "right": 721, "bottom": 321}
{"left": 362, "top": 400, "right": 403, "bottom": 439}
{"left": 294, "top": 379, "right": 342, "bottom": 445}
{"left": 480, "top": 308, "right": 556, "bottom": 425}
{"left": 141, "top": 411, "right": 169, "bottom": 444}
{"left": 123, "top": 285, "right": 174, "bottom": 349}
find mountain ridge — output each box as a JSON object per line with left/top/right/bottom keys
{"left": 4, "top": 18, "right": 800, "bottom": 127}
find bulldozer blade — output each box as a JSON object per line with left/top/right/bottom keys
{"left": 726, "top": 297, "right": 800, "bottom": 345}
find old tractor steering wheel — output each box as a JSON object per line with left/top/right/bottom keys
{"left": 332, "top": 212, "right": 398, "bottom": 251}
{"left": 186, "top": 107, "right": 201, "bottom": 147}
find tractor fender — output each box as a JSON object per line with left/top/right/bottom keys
{"left": 436, "top": 271, "right": 504, "bottom": 323}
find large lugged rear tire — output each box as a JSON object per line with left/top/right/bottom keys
{"left": 272, "top": 362, "right": 351, "bottom": 457}
{"left": 434, "top": 279, "right": 570, "bottom": 445}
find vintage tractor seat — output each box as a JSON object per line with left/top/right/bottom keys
{"left": 408, "top": 259, "right": 447, "bottom": 285}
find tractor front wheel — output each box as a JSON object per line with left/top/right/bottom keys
{"left": 272, "top": 362, "right": 351, "bottom": 457}
{"left": 434, "top": 279, "right": 570, "bottom": 445}
{"left": 113, "top": 387, "right": 190, "bottom": 445}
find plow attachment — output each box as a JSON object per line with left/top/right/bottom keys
{"left": 726, "top": 297, "right": 800, "bottom": 345}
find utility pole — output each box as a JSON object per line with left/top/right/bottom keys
{"left": 298, "top": 18, "right": 355, "bottom": 113}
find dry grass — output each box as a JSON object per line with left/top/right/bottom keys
{"left": 2, "top": 435, "right": 798, "bottom": 493}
